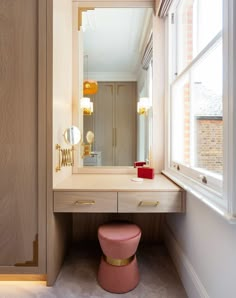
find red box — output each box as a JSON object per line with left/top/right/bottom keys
{"left": 137, "top": 167, "right": 154, "bottom": 179}
{"left": 134, "top": 161, "right": 146, "bottom": 168}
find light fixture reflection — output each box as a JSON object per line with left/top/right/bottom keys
{"left": 137, "top": 97, "right": 151, "bottom": 115}
{"left": 81, "top": 97, "right": 94, "bottom": 115}
{"left": 83, "top": 80, "right": 98, "bottom": 95}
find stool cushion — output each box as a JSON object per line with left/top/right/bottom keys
{"left": 98, "top": 222, "right": 141, "bottom": 259}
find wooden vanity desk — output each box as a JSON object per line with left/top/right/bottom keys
{"left": 54, "top": 174, "right": 185, "bottom": 213}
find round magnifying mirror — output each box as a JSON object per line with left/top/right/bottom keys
{"left": 86, "top": 131, "right": 94, "bottom": 144}
{"left": 64, "top": 126, "right": 81, "bottom": 145}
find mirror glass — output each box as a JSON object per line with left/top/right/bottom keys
{"left": 79, "top": 7, "right": 153, "bottom": 167}
{"left": 86, "top": 131, "right": 95, "bottom": 144}
{"left": 64, "top": 126, "right": 81, "bottom": 145}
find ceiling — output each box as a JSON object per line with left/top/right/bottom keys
{"left": 82, "top": 8, "right": 152, "bottom": 81}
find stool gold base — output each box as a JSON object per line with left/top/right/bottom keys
{"left": 103, "top": 254, "right": 135, "bottom": 267}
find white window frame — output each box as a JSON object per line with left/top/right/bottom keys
{"left": 164, "top": 0, "right": 236, "bottom": 221}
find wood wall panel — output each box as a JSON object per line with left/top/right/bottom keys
{"left": 0, "top": 0, "right": 46, "bottom": 271}
{"left": 115, "top": 82, "right": 137, "bottom": 166}
{"left": 73, "top": 213, "right": 164, "bottom": 243}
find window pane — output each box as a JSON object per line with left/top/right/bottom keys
{"left": 171, "top": 74, "right": 191, "bottom": 165}
{"left": 172, "top": 40, "right": 223, "bottom": 177}
{"left": 177, "top": 0, "right": 222, "bottom": 74}
{"left": 194, "top": 0, "right": 222, "bottom": 55}
{"left": 177, "top": 0, "right": 194, "bottom": 73}
{"left": 192, "top": 41, "right": 223, "bottom": 175}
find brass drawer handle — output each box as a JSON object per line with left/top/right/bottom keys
{"left": 74, "top": 200, "right": 95, "bottom": 205}
{"left": 138, "top": 201, "right": 159, "bottom": 207}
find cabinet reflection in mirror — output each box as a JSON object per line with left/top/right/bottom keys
{"left": 77, "top": 7, "right": 153, "bottom": 167}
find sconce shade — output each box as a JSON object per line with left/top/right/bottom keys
{"left": 83, "top": 80, "right": 98, "bottom": 95}
{"left": 81, "top": 97, "right": 94, "bottom": 115}
{"left": 137, "top": 97, "right": 151, "bottom": 115}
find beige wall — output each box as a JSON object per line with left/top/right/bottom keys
{"left": 165, "top": 193, "right": 236, "bottom": 298}
{"left": 152, "top": 13, "right": 165, "bottom": 172}
{"left": 47, "top": 0, "right": 73, "bottom": 285}
{"left": 72, "top": 5, "right": 84, "bottom": 168}
{"left": 53, "top": 0, "right": 73, "bottom": 186}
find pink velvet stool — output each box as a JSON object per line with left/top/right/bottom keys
{"left": 97, "top": 222, "right": 142, "bottom": 293}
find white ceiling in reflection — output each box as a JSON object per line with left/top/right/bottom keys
{"left": 82, "top": 8, "right": 152, "bottom": 80}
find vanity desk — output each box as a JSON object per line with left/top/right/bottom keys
{"left": 53, "top": 174, "right": 185, "bottom": 214}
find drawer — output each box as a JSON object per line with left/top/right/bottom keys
{"left": 54, "top": 191, "right": 117, "bottom": 213}
{"left": 118, "top": 192, "right": 184, "bottom": 213}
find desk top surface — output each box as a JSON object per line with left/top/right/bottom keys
{"left": 54, "top": 174, "right": 183, "bottom": 192}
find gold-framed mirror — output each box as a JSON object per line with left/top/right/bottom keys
{"left": 72, "top": 2, "right": 156, "bottom": 172}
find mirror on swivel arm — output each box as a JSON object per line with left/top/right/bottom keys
{"left": 55, "top": 126, "right": 82, "bottom": 172}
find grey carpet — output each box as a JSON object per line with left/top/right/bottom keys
{"left": 0, "top": 243, "right": 187, "bottom": 298}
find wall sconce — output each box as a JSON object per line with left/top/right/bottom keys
{"left": 137, "top": 97, "right": 151, "bottom": 115}
{"left": 81, "top": 131, "right": 95, "bottom": 158}
{"left": 81, "top": 97, "right": 94, "bottom": 115}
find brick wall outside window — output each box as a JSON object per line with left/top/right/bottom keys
{"left": 196, "top": 119, "right": 223, "bottom": 174}
{"left": 176, "top": 0, "right": 223, "bottom": 174}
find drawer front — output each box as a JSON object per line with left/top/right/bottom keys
{"left": 54, "top": 192, "right": 117, "bottom": 213}
{"left": 118, "top": 192, "right": 184, "bottom": 213}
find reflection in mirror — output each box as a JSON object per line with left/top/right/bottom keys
{"left": 64, "top": 126, "right": 81, "bottom": 145}
{"left": 79, "top": 7, "right": 153, "bottom": 167}
{"left": 82, "top": 131, "right": 95, "bottom": 162}
{"left": 86, "top": 131, "right": 94, "bottom": 144}
{"left": 137, "top": 62, "right": 153, "bottom": 164}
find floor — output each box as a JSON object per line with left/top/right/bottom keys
{"left": 0, "top": 243, "right": 187, "bottom": 298}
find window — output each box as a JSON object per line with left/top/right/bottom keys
{"left": 168, "top": 0, "right": 223, "bottom": 198}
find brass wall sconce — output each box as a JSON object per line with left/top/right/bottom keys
{"left": 81, "top": 131, "right": 94, "bottom": 158}
{"left": 81, "top": 143, "right": 92, "bottom": 158}
{"left": 137, "top": 97, "right": 151, "bottom": 115}
{"left": 81, "top": 97, "right": 94, "bottom": 115}
{"left": 56, "top": 126, "right": 81, "bottom": 172}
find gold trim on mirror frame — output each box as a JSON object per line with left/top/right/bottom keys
{"left": 78, "top": 8, "right": 95, "bottom": 31}
{"left": 55, "top": 144, "right": 75, "bottom": 172}
{"left": 15, "top": 234, "right": 38, "bottom": 267}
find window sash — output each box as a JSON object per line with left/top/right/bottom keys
{"left": 171, "top": 161, "right": 223, "bottom": 196}
{"left": 171, "top": 31, "right": 222, "bottom": 85}
{"left": 169, "top": 1, "right": 223, "bottom": 196}
{"left": 166, "top": 0, "right": 236, "bottom": 219}
{"left": 222, "top": 0, "right": 236, "bottom": 217}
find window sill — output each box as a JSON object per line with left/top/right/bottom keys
{"left": 162, "top": 169, "right": 236, "bottom": 224}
